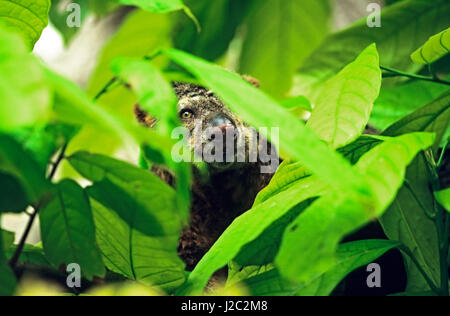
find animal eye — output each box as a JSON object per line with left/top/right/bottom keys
{"left": 180, "top": 109, "right": 194, "bottom": 120}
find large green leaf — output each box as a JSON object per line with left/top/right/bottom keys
{"left": 0, "top": 25, "right": 51, "bottom": 131}
{"left": 39, "top": 179, "right": 106, "bottom": 280}
{"left": 173, "top": 0, "right": 250, "bottom": 61}
{"left": 370, "top": 80, "right": 449, "bottom": 131}
{"left": 177, "top": 175, "right": 328, "bottom": 294}
{"left": 276, "top": 132, "right": 435, "bottom": 282}
{"left": 10, "top": 123, "right": 79, "bottom": 171}
{"left": 293, "top": 0, "right": 450, "bottom": 98}
{"left": 231, "top": 240, "right": 400, "bottom": 296}
{"left": 0, "top": 0, "right": 50, "bottom": 49}
{"left": 411, "top": 27, "right": 450, "bottom": 64}
{"left": 0, "top": 134, "right": 51, "bottom": 213}
{"left": 68, "top": 152, "right": 186, "bottom": 291}
{"left": 164, "top": 49, "right": 366, "bottom": 192}
{"left": 306, "top": 44, "right": 381, "bottom": 149}
{"left": 384, "top": 91, "right": 450, "bottom": 151}
{"left": 239, "top": 0, "right": 330, "bottom": 97}
{"left": 380, "top": 93, "right": 450, "bottom": 292}
{"left": 435, "top": 188, "right": 450, "bottom": 212}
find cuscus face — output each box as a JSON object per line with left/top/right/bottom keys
{"left": 173, "top": 82, "right": 254, "bottom": 172}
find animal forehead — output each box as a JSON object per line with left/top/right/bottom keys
{"left": 173, "top": 82, "right": 226, "bottom": 112}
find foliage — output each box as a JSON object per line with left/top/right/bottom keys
{"left": 0, "top": 0, "right": 449, "bottom": 297}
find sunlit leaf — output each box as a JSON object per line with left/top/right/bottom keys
{"left": 40, "top": 179, "right": 106, "bottom": 280}
{"left": 0, "top": 0, "right": 50, "bottom": 49}
{"left": 68, "top": 152, "right": 186, "bottom": 292}
{"left": 293, "top": 0, "right": 450, "bottom": 98}
{"left": 0, "top": 134, "right": 51, "bottom": 213}
{"left": 381, "top": 92, "right": 450, "bottom": 291}
{"left": 0, "top": 25, "right": 51, "bottom": 131}
{"left": 177, "top": 175, "right": 328, "bottom": 294}
{"left": 231, "top": 240, "right": 400, "bottom": 296}
{"left": 411, "top": 27, "right": 450, "bottom": 64}
{"left": 306, "top": 44, "right": 381, "bottom": 149}
{"left": 276, "top": 132, "right": 434, "bottom": 282}
{"left": 370, "top": 79, "right": 449, "bottom": 130}
{"left": 434, "top": 188, "right": 450, "bottom": 212}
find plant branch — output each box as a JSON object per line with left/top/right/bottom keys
{"left": 93, "top": 77, "right": 119, "bottom": 101}
{"left": 381, "top": 65, "right": 450, "bottom": 86}
{"left": 8, "top": 143, "right": 68, "bottom": 270}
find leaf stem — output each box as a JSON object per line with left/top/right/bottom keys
{"left": 93, "top": 77, "right": 119, "bottom": 101}
{"left": 8, "top": 143, "right": 68, "bottom": 270}
{"left": 381, "top": 65, "right": 450, "bottom": 86}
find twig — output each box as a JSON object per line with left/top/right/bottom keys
{"left": 9, "top": 143, "right": 68, "bottom": 270}
{"left": 93, "top": 77, "right": 119, "bottom": 101}
{"left": 381, "top": 65, "right": 450, "bottom": 86}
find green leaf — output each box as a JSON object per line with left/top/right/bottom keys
{"left": 239, "top": 0, "right": 330, "bottom": 97}
{"left": 232, "top": 240, "right": 400, "bottom": 296}
{"left": 0, "top": 0, "right": 50, "bottom": 49}
{"left": 69, "top": 153, "right": 185, "bottom": 290}
{"left": 117, "top": 0, "right": 199, "bottom": 30}
{"left": 0, "top": 134, "right": 51, "bottom": 213}
{"left": 0, "top": 25, "right": 51, "bottom": 131}
{"left": 40, "top": 179, "right": 106, "bottom": 280}
{"left": 294, "top": 240, "right": 401, "bottom": 296}
{"left": 178, "top": 174, "right": 329, "bottom": 294}
{"left": 1, "top": 229, "right": 14, "bottom": 252}
{"left": 173, "top": 0, "right": 250, "bottom": 61}
{"left": 10, "top": 123, "right": 79, "bottom": 171}
{"left": 69, "top": 152, "right": 186, "bottom": 291}
{"left": 293, "top": 0, "right": 450, "bottom": 98}
{"left": 279, "top": 96, "right": 312, "bottom": 115}
{"left": 111, "top": 57, "right": 179, "bottom": 134}
{"left": 380, "top": 93, "right": 450, "bottom": 291}
{"left": 370, "top": 79, "right": 449, "bottom": 130}
{"left": 435, "top": 188, "right": 450, "bottom": 212}
{"left": 384, "top": 91, "right": 450, "bottom": 152}
{"left": 6, "top": 244, "right": 50, "bottom": 266}
{"left": 111, "top": 57, "right": 192, "bottom": 220}
{"left": 0, "top": 226, "right": 16, "bottom": 296}
{"left": 234, "top": 201, "right": 312, "bottom": 267}
{"left": 117, "top": 0, "right": 184, "bottom": 12}
{"left": 68, "top": 151, "right": 180, "bottom": 236}
{"left": 87, "top": 9, "right": 172, "bottom": 99}
{"left": 411, "top": 27, "right": 450, "bottom": 64}
{"left": 80, "top": 9, "right": 171, "bottom": 159}
{"left": 276, "top": 132, "right": 435, "bottom": 283}
{"left": 306, "top": 44, "right": 381, "bottom": 149}
{"left": 164, "top": 49, "right": 366, "bottom": 192}
{"left": 45, "top": 68, "right": 175, "bottom": 157}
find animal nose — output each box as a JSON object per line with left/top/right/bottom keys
{"left": 208, "top": 114, "right": 236, "bottom": 136}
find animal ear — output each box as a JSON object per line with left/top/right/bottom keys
{"left": 134, "top": 105, "right": 157, "bottom": 128}
{"left": 242, "top": 75, "right": 260, "bottom": 88}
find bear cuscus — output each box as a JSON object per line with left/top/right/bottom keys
{"left": 135, "top": 79, "right": 278, "bottom": 283}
